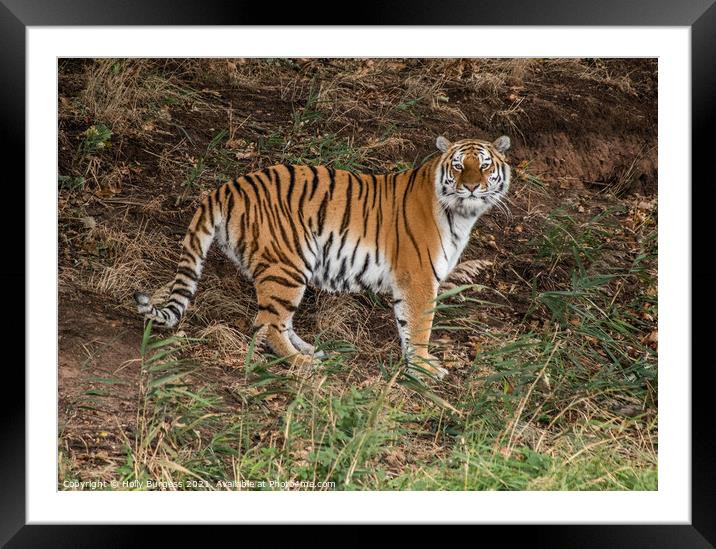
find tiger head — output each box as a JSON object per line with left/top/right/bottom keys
{"left": 434, "top": 135, "right": 511, "bottom": 217}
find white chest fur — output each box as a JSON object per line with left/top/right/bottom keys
{"left": 435, "top": 209, "right": 486, "bottom": 281}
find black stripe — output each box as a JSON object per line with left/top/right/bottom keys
{"left": 225, "top": 181, "right": 236, "bottom": 244}
{"left": 247, "top": 223, "right": 260, "bottom": 267}
{"left": 261, "top": 248, "right": 278, "bottom": 263}
{"left": 350, "top": 238, "right": 361, "bottom": 265}
{"left": 370, "top": 174, "right": 378, "bottom": 210}
{"left": 279, "top": 265, "right": 308, "bottom": 285}
{"left": 287, "top": 214, "right": 313, "bottom": 272}
{"left": 259, "top": 274, "right": 302, "bottom": 288}
{"left": 190, "top": 233, "right": 204, "bottom": 260}
{"left": 172, "top": 287, "right": 194, "bottom": 299}
{"left": 308, "top": 166, "right": 319, "bottom": 201}
{"left": 274, "top": 204, "right": 294, "bottom": 252}
{"left": 339, "top": 175, "right": 353, "bottom": 235}
{"left": 362, "top": 203, "right": 370, "bottom": 238}
{"left": 391, "top": 174, "right": 400, "bottom": 262}
{"left": 165, "top": 303, "right": 182, "bottom": 319}
{"left": 257, "top": 303, "right": 279, "bottom": 316}
{"left": 179, "top": 249, "right": 197, "bottom": 263}
{"left": 176, "top": 266, "right": 198, "bottom": 281}
{"left": 268, "top": 240, "right": 303, "bottom": 275}
{"left": 235, "top": 211, "right": 246, "bottom": 254}
{"left": 268, "top": 239, "right": 291, "bottom": 266}
{"left": 196, "top": 201, "right": 207, "bottom": 233}
{"left": 322, "top": 232, "right": 334, "bottom": 263}
{"left": 263, "top": 209, "right": 281, "bottom": 249}
{"left": 199, "top": 223, "right": 213, "bottom": 236}
{"left": 245, "top": 174, "right": 266, "bottom": 225}
{"left": 336, "top": 230, "right": 348, "bottom": 259}
{"left": 297, "top": 173, "right": 308, "bottom": 214}
{"left": 327, "top": 167, "right": 336, "bottom": 199}
{"left": 445, "top": 209, "right": 458, "bottom": 242}
{"left": 432, "top": 216, "right": 448, "bottom": 261}
{"left": 374, "top": 180, "right": 383, "bottom": 264}
{"left": 316, "top": 192, "right": 329, "bottom": 235}
{"left": 356, "top": 173, "right": 365, "bottom": 201}
{"left": 173, "top": 278, "right": 192, "bottom": 289}
{"left": 253, "top": 262, "right": 270, "bottom": 279}
{"left": 268, "top": 167, "right": 289, "bottom": 218}
{"left": 207, "top": 193, "right": 215, "bottom": 228}
{"left": 427, "top": 248, "right": 441, "bottom": 283}
{"left": 357, "top": 254, "right": 370, "bottom": 281}
{"left": 402, "top": 170, "right": 423, "bottom": 265}
{"left": 336, "top": 257, "right": 347, "bottom": 283}
{"left": 391, "top": 172, "right": 398, "bottom": 206}
{"left": 286, "top": 165, "right": 296, "bottom": 209}
{"left": 273, "top": 296, "right": 297, "bottom": 312}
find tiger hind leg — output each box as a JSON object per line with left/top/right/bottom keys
{"left": 252, "top": 273, "right": 317, "bottom": 371}
{"left": 288, "top": 330, "right": 326, "bottom": 360}
{"left": 288, "top": 330, "right": 313, "bottom": 354}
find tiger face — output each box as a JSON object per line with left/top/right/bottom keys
{"left": 435, "top": 135, "right": 511, "bottom": 217}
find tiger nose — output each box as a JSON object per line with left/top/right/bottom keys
{"left": 463, "top": 182, "right": 480, "bottom": 192}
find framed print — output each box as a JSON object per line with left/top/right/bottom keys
{"left": 5, "top": 0, "right": 714, "bottom": 545}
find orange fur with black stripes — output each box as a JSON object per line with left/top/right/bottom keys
{"left": 135, "top": 135, "right": 511, "bottom": 379}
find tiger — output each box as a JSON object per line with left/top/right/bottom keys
{"left": 135, "top": 134, "right": 511, "bottom": 379}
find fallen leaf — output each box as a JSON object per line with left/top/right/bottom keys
{"left": 641, "top": 330, "right": 658, "bottom": 349}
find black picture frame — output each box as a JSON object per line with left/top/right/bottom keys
{"left": 5, "top": 1, "right": 713, "bottom": 545}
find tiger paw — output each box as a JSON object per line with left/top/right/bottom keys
{"left": 431, "top": 365, "right": 449, "bottom": 381}
{"left": 289, "top": 352, "right": 323, "bottom": 378}
{"left": 409, "top": 354, "right": 448, "bottom": 381}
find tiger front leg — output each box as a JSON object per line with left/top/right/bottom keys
{"left": 393, "top": 277, "right": 448, "bottom": 380}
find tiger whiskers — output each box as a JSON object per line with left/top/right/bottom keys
{"left": 488, "top": 194, "right": 513, "bottom": 221}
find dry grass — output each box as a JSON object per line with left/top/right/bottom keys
{"left": 81, "top": 222, "right": 163, "bottom": 303}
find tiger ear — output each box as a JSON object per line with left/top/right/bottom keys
{"left": 493, "top": 135, "right": 511, "bottom": 153}
{"left": 436, "top": 135, "right": 452, "bottom": 153}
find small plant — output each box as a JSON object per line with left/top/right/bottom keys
{"left": 80, "top": 123, "right": 112, "bottom": 155}
{"left": 58, "top": 175, "right": 85, "bottom": 191}
{"left": 182, "top": 157, "right": 205, "bottom": 189}
{"left": 292, "top": 80, "right": 325, "bottom": 131}
{"left": 531, "top": 208, "right": 615, "bottom": 275}
{"left": 514, "top": 161, "right": 549, "bottom": 194}
{"left": 177, "top": 129, "right": 231, "bottom": 204}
